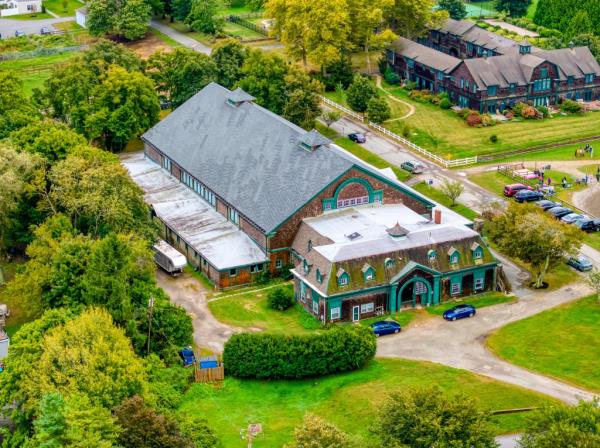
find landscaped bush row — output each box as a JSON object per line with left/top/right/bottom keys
{"left": 223, "top": 325, "right": 376, "bottom": 379}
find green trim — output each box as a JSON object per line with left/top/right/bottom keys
{"left": 267, "top": 247, "right": 290, "bottom": 253}
{"left": 324, "top": 284, "right": 390, "bottom": 301}
{"left": 397, "top": 276, "right": 434, "bottom": 308}
{"left": 322, "top": 177, "right": 383, "bottom": 211}
{"left": 389, "top": 261, "right": 441, "bottom": 284}
{"left": 440, "top": 262, "right": 497, "bottom": 278}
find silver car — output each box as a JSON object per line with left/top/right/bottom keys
{"left": 401, "top": 160, "right": 425, "bottom": 174}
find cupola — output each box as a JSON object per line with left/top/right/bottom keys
{"left": 226, "top": 87, "right": 255, "bottom": 107}
{"left": 386, "top": 222, "right": 409, "bottom": 239}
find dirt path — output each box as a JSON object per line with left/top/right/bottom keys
{"left": 573, "top": 183, "right": 600, "bottom": 217}
{"left": 155, "top": 270, "right": 239, "bottom": 352}
{"left": 377, "top": 282, "right": 596, "bottom": 404}
{"left": 375, "top": 75, "right": 416, "bottom": 121}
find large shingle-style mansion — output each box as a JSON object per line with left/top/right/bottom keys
{"left": 386, "top": 19, "right": 600, "bottom": 113}
{"left": 122, "top": 83, "right": 498, "bottom": 322}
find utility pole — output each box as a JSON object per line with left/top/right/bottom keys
{"left": 147, "top": 296, "right": 154, "bottom": 355}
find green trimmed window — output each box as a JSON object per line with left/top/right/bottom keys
{"left": 316, "top": 269, "right": 323, "bottom": 283}
{"left": 338, "top": 272, "right": 349, "bottom": 286}
{"left": 448, "top": 248, "right": 460, "bottom": 265}
{"left": 364, "top": 268, "right": 375, "bottom": 282}
{"left": 428, "top": 249, "right": 437, "bottom": 261}
{"left": 384, "top": 258, "right": 395, "bottom": 268}
{"left": 303, "top": 259, "right": 310, "bottom": 274}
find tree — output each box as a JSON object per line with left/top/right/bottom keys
{"left": 439, "top": 178, "right": 465, "bottom": 207}
{"left": 571, "top": 34, "right": 600, "bottom": 59}
{"left": 385, "top": 0, "right": 448, "bottom": 39}
{"left": 211, "top": 39, "right": 248, "bottom": 89}
{"left": 83, "top": 66, "right": 160, "bottom": 150}
{"left": 87, "top": 0, "right": 151, "bottom": 40}
{"left": 346, "top": 75, "right": 377, "bottom": 112}
{"left": 266, "top": 0, "right": 350, "bottom": 67}
{"left": 171, "top": 0, "right": 192, "bottom": 21}
{"left": 366, "top": 96, "right": 391, "bottom": 123}
{"left": 82, "top": 39, "right": 143, "bottom": 76}
{"left": 587, "top": 269, "right": 600, "bottom": 303}
{"left": 495, "top": 0, "right": 532, "bottom": 17}
{"left": 487, "top": 204, "right": 582, "bottom": 288}
{"left": 286, "top": 413, "right": 351, "bottom": 448}
{"left": 320, "top": 55, "right": 354, "bottom": 91}
{"left": 566, "top": 10, "right": 593, "bottom": 40}
{"left": 322, "top": 110, "right": 342, "bottom": 128}
{"left": 22, "top": 308, "right": 147, "bottom": 410}
{"left": 186, "top": 0, "right": 223, "bottom": 34}
{"left": 518, "top": 400, "right": 600, "bottom": 448}
{"left": 146, "top": 49, "right": 218, "bottom": 107}
{"left": 535, "top": 0, "right": 600, "bottom": 36}
{"left": 178, "top": 416, "right": 219, "bottom": 448}
{"left": 114, "top": 396, "right": 196, "bottom": 448}
{"left": 10, "top": 121, "right": 86, "bottom": 162}
{"left": 282, "top": 68, "right": 324, "bottom": 129}
{"left": 373, "top": 387, "right": 497, "bottom": 448}
{"left": 0, "top": 71, "right": 40, "bottom": 138}
{"left": 438, "top": 0, "right": 467, "bottom": 20}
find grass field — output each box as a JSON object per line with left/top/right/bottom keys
{"left": 223, "top": 21, "right": 265, "bottom": 40}
{"left": 488, "top": 295, "right": 600, "bottom": 393}
{"left": 0, "top": 51, "right": 78, "bottom": 95}
{"left": 177, "top": 358, "right": 559, "bottom": 447}
{"left": 0, "top": 12, "right": 53, "bottom": 20}
{"left": 207, "top": 283, "right": 324, "bottom": 334}
{"left": 487, "top": 139, "right": 600, "bottom": 164}
{"left": 382, "top": 85, "right": 600, "bottom": 159}
{"left": 43, "top": 0, "right": 82, "bottom": 17}
{"left": 426, "top": 292, "right": 516, "bottom": 315}
{"left": 333, "top": 137, "right": 412, "bottom": 182}
{"left": 411, "top": 181, "right": 479, "bottom": 220}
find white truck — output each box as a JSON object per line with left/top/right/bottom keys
{"left": 153, "top": 240, "right": 187, "bottom": 276}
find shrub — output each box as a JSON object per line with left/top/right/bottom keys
{"left": 402, "top": 123, "right": 411, "bottom": 138}
{"left": 504, "top": 111, "right": 514, "bottom": 120}
{"left": 223, "top": 326, "right": 376, "bottom": 379}
{"left": 480, "top": 114, "right": 496, "bottom": 126}
{"left": 537, "top": 105, "right": 549, "bottom": 117}
{"left": 521, "top": 106, "right": 538, "bottom": 119}
{"left": 560, "top": 99, "right": 583, "bottom": 114}
{"left": 377, "top": 55, "right": 388, "bottom": 75}
{"left": 383, "top": 66, "right": 401, "bottom": 85}
{"left": 367, "top": 96, "right": 391, "bottom": 123}
{"left": 267, "top": 287, "right": 294, "bottom": 311}
{"left": 512, "top": 102, "right": 527, "bottom": 116}
{"left": 409, "top": 89, "right": 433, "bottom": 103}
{"left": 490, "top": 134, "right": 499, "bottom": 143}
{"left": 404, "top": 81, "right": 417, "bottom": 91}
{"left": 439, "top": 98, "right": 452, "bottom": 109}
{"left": 466, "top": 112, "right": 482, "bottom": 127}
{"left": 456, "top": 107, "right": 474, "bottom": 119}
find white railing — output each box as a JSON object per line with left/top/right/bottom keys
{"left": 320, "top": 95, "right": 478, "bottom": 169}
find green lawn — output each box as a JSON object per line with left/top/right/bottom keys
{"left": 178, "top": 358, "right": 558, "bottom": 447}
{"left": 486, "top": 139, "right": 600, "bottom": 164}
{"left": 463, "top": 1, "right": 497, "bottom": 17}
{"left": 223, "top": 21, "right": 265, "bottom": 40}
{"left": 207, "top": 283, "right": 323, "bottom": 334}
{"left": 426, "top": 292, "right": 516, "bottom": 315}
{"left": 0, "top": 12, "right": 53, "bottom": 20}
{"left": 488, "top": 295, "right": 600, "bottom": 393}
{"left": 358, "top": 310, "right": 419, "bottom": 329}
{"left": 382, "top": 85, "right": 600, "bottom": 159}
{"left": 43, "top": 0, "right": 82, "bottom": 17}
{"left": 0, "top": 51, "right": 78, "bottom": 95}
{"left": 164, "top": 20, "right": 214, "bottom": 46}
{"left": 411, "top": 181, "right": 479, "bottom": 220}
{"left": 333, "top": 137, "right": 411, "bottom": 182}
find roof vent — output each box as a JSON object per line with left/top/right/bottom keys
{"left": 386, "top": 222, "right": 409, "bottom": 238}
{"left": 226, "top": 87, "right": 255, "bottom": 107}
{"left": 346, "top": 232, "right": 362, "bottom": 241}
{"left": 298, "top": 129, "right": 331, "bottom": 152}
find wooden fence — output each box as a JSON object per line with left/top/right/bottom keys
{"left": 195, "top": 365, "right": 225, "bottom": 383}
{"left": 321, "top": 96, "right": 479, "bottom": 168}
{"left": 225, "top": 15, "right": 269, "bottom": 37}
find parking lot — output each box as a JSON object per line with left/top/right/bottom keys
{"left": 0, "top": 17, "right": 73, "bottom": 39}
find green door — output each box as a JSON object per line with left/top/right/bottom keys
{"left": 352, "top": 306, "right": 360, "bottom": 322}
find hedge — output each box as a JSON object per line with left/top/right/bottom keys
{"left": 223, "top": 326, "right": 376, "bottom": 379}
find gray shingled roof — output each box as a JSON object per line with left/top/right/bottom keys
{"left": 142, "top": 83, "right": 358, "bottom": 233}
{"left": 437, "top": 19, "right": 523, "bottom": 55}
{"left": 532, "top": 47, "right": 600, "bottom": 80}
{"left": 438, "top": 18, "right": 476, "bottom": 36}
{"left": 390, "top": 37, "right": 461, "bottom": 73}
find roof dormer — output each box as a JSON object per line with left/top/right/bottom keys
{"left": 519, "top": 39, "right": 531, "bottom": 55}
{"left": 298, "top": 129, "right": 331, "bottom": 152}
{"left": 386, "top": 222, "right": 409, "bottom": 239}
{"left": 226, "top": 87, "right": 255, "bottom": 107}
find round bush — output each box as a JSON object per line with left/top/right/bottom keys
{"left": 223, "top": 326, "right": 376, "bottom": 379}
{"left": 439, "top": 98, "right": 452, "bottom": 109}
{"left": 267, "top": 287, "right": 294, "bottom": 311}
{"left": 466, "top": 112, "right": 482, "bottom": 127}
{"left": 490, "top": 134, "right": 499, "bottom": 143}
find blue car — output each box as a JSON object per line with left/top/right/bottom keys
{"left": 443, "top": 304, "right": 476, "bottom": 321}
{"left": 566, "top": 255, "right": 593, "bottom": 272}
{"left": 370, "top": 320, "right": 401, "bottom": 337}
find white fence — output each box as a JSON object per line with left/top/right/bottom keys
{"left": 321, "top": 95, "right": 479, "bottom": 169}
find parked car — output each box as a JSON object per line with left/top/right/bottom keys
{"left": 514, "top": 190, "right": 544, "bottom": 203}
{"left": 561, "top": 213, "right": 587, "bottom": 224}
{"left": 443, "top": 304, "right": 476, "bottom": 321}
{"left": 546, "top": 206, "right": 573, "bottom": 219}
{"left": 574, "top": 218, "right": 600, "bottom": 232}
{"left": 40, "top": 27, "right": 51, "bottom": 35}
{"left": 370, "top": 320, "right": 401, "bottom": 337}
{"left": 14, "top": 30, "right": 26, "bottom": 37}
{"left": 566, "top": 255, "right": 593, "bottom": 272}
{"left": 503, "top": 183, "right": 532, "bottom": 197}
{"left": 400, "top": 160, "right": 424, "bottom": 174}
{"left": 348, "top": 132, "right": 366, "bottom": 143}
{"left": 535, "top": 200, "right": 560, "bottom": 210}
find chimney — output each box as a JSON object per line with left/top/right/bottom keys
{"left": 434, "top": 209, "right": 442, "bottom": 224}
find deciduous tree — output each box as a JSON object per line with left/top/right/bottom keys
{"left": 0, "top": 71, "right": 40, "bottom": 138}
{"left": 346, "top": 75, "right": 377, "bottom": 112}
{"left": 211, "top": 38, "right": 248, "bottom": 88}
{"left": 87, "top": 0, "right": 151, "bottom": 40}
{"left": 385, "top": 0, "right": 447, "bottom": 39}
{"left": 10, "top": 121, "right": 86, "bottom": 162}
{"left": 322, "top": 110, "right": 342, "bottom": 128}
{"left": 366, "top": 95, "right": 391, "bottom": 123}
{"left": 439, "top": 178, "right": 465, "bottom": 207}
{"left": 186, "top": 0, "right": 223, "bottom": 34}
{"left": 587, "top": 269, "right": 600, "bottom": 303}
{"left": 373, "top": 387, "right": 497, "bottom": 448}
{"left": 487, "top": 203, "right": 582, "bottom": 288}
{"left": 438, "top": 0, "right": 467, "bottom": 20}
{"left": 282, "top": 68, "right": 324, "bottom": 129}
{"left": 495, "top": 0, "right": 532, "bottom": 17}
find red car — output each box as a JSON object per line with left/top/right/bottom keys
{"left": 503, "top": 183, "right": 532, "bottom": 197}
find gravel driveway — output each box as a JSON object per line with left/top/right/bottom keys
{"left": 155, "top": 269, "right": 239, "bottom": 352}
{"left": 377, "top": 282, "right": 596, "bottom": 404}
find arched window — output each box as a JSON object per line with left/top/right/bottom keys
{"left": 337, "top": 268, "right": 349, "bottom": 286}
{"left": 362, "top": 263, "right": 375, "bottom": 282}
{"left": 428, "top": 249, "right": 437, "bottom": 261}
{"left": 384, "top": 258, "right": 395, "bottom": 268}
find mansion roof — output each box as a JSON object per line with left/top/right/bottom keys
{"left": 390, "top": 37, "right": 461, "bottom": 73}
{"left": 437, "top": 18, "right": 523, "bottom": 55}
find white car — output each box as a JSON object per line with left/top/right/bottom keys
{"left": 401, "top": 160, "right": 425, "bottom": 174}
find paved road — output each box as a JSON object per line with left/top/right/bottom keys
{"left": 496, "top": 434, "right": 520, "bottom": 448}
{"left": 155, "top": 269, "right": 239, "bottom": 352}
{"left": 377, "top": 281, "right": 596, "bottom": 404}
{"left": 0, "top": 17, "right": 73, "bottom": 39}
{"left": 149, "top": 19, "right": 211, "bottom": 54}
